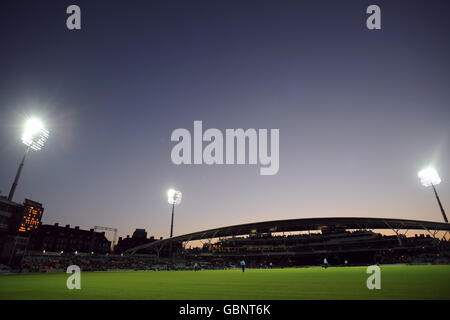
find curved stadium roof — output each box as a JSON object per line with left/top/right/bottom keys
{"left": 126, "top": 217, "right": 450, "bottom": 254}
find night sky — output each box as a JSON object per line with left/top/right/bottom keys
{"left": 1, "top": 0, "right": 449, "bottom": 241}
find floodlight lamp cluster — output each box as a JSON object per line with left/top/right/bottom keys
{"left": 418, "top": 168, "right": 441, "bottom": 187}
{"left": 167, "top": 189, "right": 182, "bottom": 205}
{"left": 21, "top": 118, "right": 49, "bottom": 151}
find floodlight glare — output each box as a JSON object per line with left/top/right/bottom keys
{"left": 167, "top": 189, "right": 182, "bottom": 205}
{"left": 167, "top": 188, "right": 182, "bottom": 239}
{"left": 418, "top": 167, "right": 448, "bottom": 223}
{"left": 8, "top": 117, "right": 50, "bottom": 201}
{"left": 21, "top": 118, "right": 49, "bottom": 151}
{"left": 418, "top": 168, "right": 441, "bottom": 187}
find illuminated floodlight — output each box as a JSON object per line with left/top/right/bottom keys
{"left": 21, "top": 118, "right": 49, "bottom": 151}
{"left": 167, "top": 188, "right": 182, "bottom": 239}
{"left": 418, "top": 167, "right": 448, "bottom": 223}
{"left": 8, "top": 117, "right": 50, "bottom": 201}
{"left": 418, "top": 168, "right": 441, "bottom": 187}
{"left": 167, "top": 189, "right": 182, "bottom": 205}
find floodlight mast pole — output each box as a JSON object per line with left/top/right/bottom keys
{"left": 431, "top": 183, "right": 448, "bottom": 223}
{"left": 8, "top": 146, "right": 30, "bottom": 201}
{"left": 170, "top": 203, "right": 175, "bottom": 238}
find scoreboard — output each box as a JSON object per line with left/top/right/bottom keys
{"left": 18, "top": 199, "right": 44, "bottom": 233}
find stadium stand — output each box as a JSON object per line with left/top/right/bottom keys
{"left": 3, "top": 217, "right": 449, "bottom": 272}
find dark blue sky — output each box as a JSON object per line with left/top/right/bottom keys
{"left": 1, "top": 0, "right": 449, "bottom": 240}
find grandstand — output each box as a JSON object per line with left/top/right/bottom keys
{"left": 5, "top": 217, "right": 449, "bottom": 273}
{"left": 123, "top": 217, "right": 450, "bottom": 268}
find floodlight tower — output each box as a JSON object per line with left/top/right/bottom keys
{"left": 8, "top": 118, "right": 49, "bottom": 201}
{"left": 167, "top": 189, "right": 182, "bottom": 238}
{"left": 418, "top": 168, "right": 448, "bottom": 223}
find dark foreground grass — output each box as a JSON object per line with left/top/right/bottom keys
{"left": 0, "top": 265, "right": 449, "bottom": 300}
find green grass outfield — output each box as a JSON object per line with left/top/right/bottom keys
{"left": 1, "top": 265, "right": 449, "bottom": 300}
